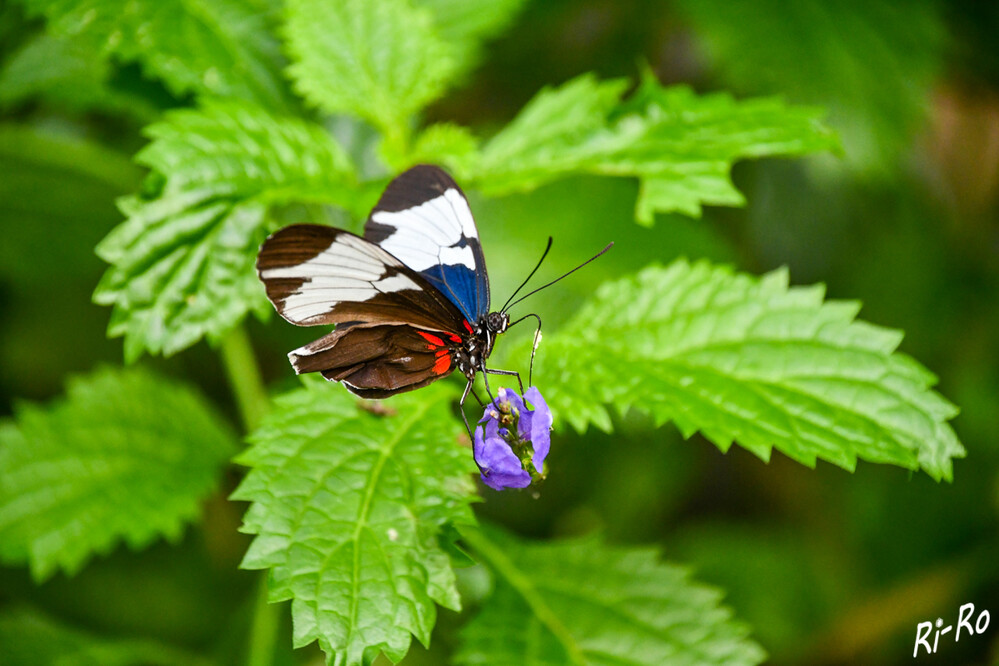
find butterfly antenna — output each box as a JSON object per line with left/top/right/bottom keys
{"left": 500, "top": 237, "right": 553, "bottom": 313}
{"left": 505, "top": 242, "right": 613, "bottom": 310}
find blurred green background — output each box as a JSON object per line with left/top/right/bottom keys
{"left": 1, "top": 0, "right": 998, "bottom": 664}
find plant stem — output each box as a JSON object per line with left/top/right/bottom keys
{"left": 219, "top": 324, "right": 270, "bottom": 433}
{"left": 218, "top": 324, "right": 279, "bottom": 666}
{"left": 246, "top": 572, "right": 279, "bottom": 666}
{"left": 380, "top": 120, "right": 412, "bottom": 169}
{"left": 457, "top": 525, "right": 587, "bottom": 665}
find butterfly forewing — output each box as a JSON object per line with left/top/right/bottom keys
{"left": 364, "top": 165, "right": 490, "bottom": 323}
{"left": 256, "top": 224, "right": 463, "bottom": 331}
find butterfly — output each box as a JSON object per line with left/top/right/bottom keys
{"left": 256, "top": 164, "right": 609, "bottom": 433}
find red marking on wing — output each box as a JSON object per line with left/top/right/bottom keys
{"left": 435, "top": 348, "right": 449, "bottom": 358}
{"left": 432, "top": 354, "right": 451, "bottom": 375}
{"left": 463, "top": 320, "right": 474, "bottom": 335}
{"left": 447, "top": 333, "right": 462, "bottom": 344}
{"left": 417, "top": 331, "right": 445, "bottom": 347}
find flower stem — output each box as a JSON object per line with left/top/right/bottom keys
{"left": 218, "top": 324, "right": 278, "bottom": 666}
{"left": 219, "top": 324, "right": 269, "bottom": 433}
{"left": 457, "top": 525, "right": 587, "bottom": 665}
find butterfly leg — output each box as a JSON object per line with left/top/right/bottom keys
{"left": 458, "top": 378, "right": 476, "bottom": 440}
{"left": 483, "top": 367, "right": 525, "bottom": 394}
{"left": 480, "top": 370, "right": 497, "bottom": 404}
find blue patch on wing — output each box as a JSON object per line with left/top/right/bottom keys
{"left": 420, "top": 263, "right": 483, "bottom": 324}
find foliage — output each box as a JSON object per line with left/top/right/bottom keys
{"left": 524, "top": 261, "right": 963, "bottom": 481}
{"left": 285, "top": 0, "right": 457, "bottom": 143}
{"left": 285, "top": 0, "right": 528, "bottom": 146}
{"left": 0, "top": 0, "right": 989, "bottom": 665}
{"left": 456, "top": 526, "right": 766, "bottom": 666}
{"left": 13, "top": 0, "right": 290, "bottom": 110}
{"left": 0, "top": 367, "right": 236, "bottom": 580}
{"left": 233, "top": 381, "right": 477, "bottom": 664}
{"left": 454, "top": 69, "right": 838, "bottom": 222}
{"left": 92, "top": 101, "right": 357, "bottom": 361}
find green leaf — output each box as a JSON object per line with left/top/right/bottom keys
{"left": 455, "top": 526, "right": 766, "bottom": 666}
{"left": 95, "top": 198, "right": 270, "bottom": 362}
{"left": 525, "top": 261, "right": 964, "bottom": 480}
{"left": 0, "top": 366, "right": 237, "bottom": 581}
{"left": 416, "top": 0, "right": 528, "bottom": 76}
{"left": 0, "top": 606, "right": 214, "bottom": 666}
{"left": 459, "top": 70, "right": 838, "bottom": 222}
{"left": 93, "top": 101, "right": 357, "bottom": 360}
{"left": 674, "top": 0, "right": 943, "bottom": 176}
{"left": 233, "top": 381, "right": 478, "bottom": 666}
{"left": 284, "top": 0, "right": 457, "bottom": 141}
{"left": 14, "top": 0, "right": 291, "bottom": 110}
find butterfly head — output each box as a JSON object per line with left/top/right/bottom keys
{"left": 485, "top": 311, "right": 510, "bottom": 335}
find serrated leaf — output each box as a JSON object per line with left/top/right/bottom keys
{"left": 524, "top": 261, "right": 964, "bottom": 480}
{"left": 284, "top": 0, "right": 457, "bottom": 138}
{"left": 674, "top": 0, "right": 943, "bottom": 176}
{"left": 95, "top": 197, "right": 270, "bottom": 361}
{"left": 93, "top": 101, "right": 357, "bottom": 360}
{"left": 455, "top": 526, "right": 766, "bottom": 666}
{"left": 233, "top": 381, "right": 478, "bottom": 666}
{"left": 15, "top": 0, "right": 291, "bottom": 110}
{"left": 0, "top": 366, "right": 237, "bottom": 581}
{"left": 0, "top": 606, "right": 214, "bottom": 666}
{"left": 459, "top": 70, "right": 838, "bottom": 222}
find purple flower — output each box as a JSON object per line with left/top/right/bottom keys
{"left": 474, "top": 418, "right": 531, "bottom": 491}
{"left": 473, "top": 387, "right": 553, "bottom": 491}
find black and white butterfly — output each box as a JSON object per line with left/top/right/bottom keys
{"left": 257, "top": 164, "right": 608, "bottom": 432}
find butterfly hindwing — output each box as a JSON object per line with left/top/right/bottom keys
{"left": 289, "top": 323, "right": 457, "bottom": 398}
{"left": 364, "top": 165, "right": 490, "bottom": 324}
{"left": 256, "top": 224, "right": 464, "bottom": 332}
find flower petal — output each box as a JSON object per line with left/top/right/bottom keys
{"left": 524, "top": 387, "right": 553, "bottom": 468}
{"left": 478, "top": 405, "right": 500, "bottom": 425}
{"left": 473, "top": 424, "right": 531, "bottom": 491}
